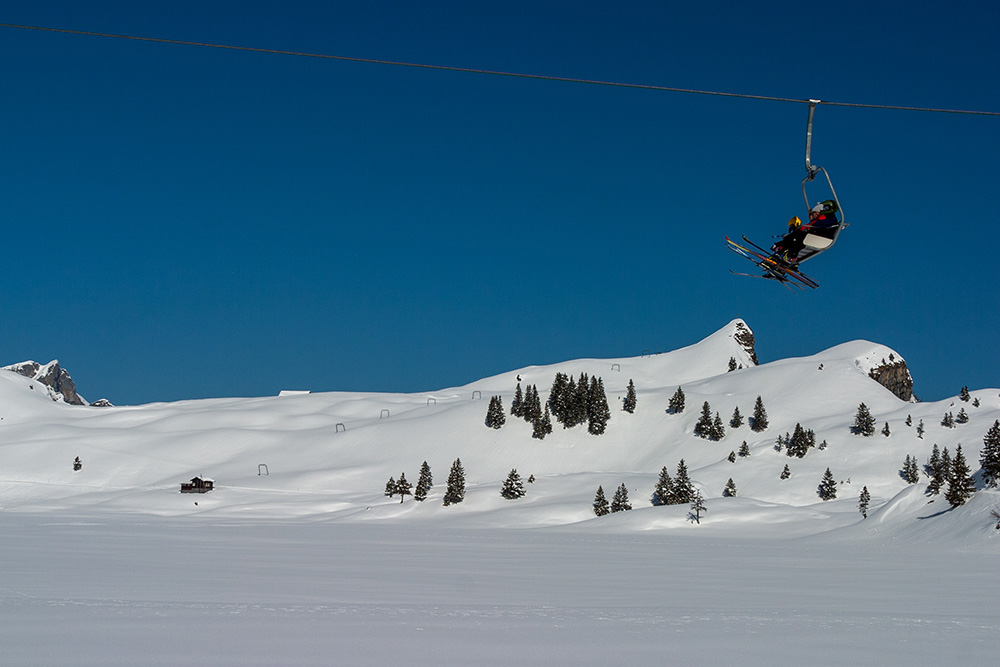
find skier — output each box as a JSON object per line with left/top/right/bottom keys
{"left": 770, "top": 200, "right": 840, "bottom": 265}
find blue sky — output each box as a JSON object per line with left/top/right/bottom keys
{"left": 2, "top": 1, "right": 998, "bottom": 405}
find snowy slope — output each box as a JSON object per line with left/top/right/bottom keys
{"left": 1, "top": 319, "right": 998, "bottom": 543}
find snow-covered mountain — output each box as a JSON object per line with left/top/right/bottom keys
{"left": 2, "top": 359, "right": 87, "bottom": 405}
{"left": 1, "top": 319, "right": 997, "bottom": 541}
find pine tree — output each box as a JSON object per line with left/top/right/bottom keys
{"left": 560, "top": 375, "right": 577, "bottom": 427}
{"left": 916, "top": 419, "right": 925, "bottom": 439}
{"left": 384, "top": 476, "right": 396, "bottom": 498}
{"left": 723, "top": 478, "right": 737, "bottom": 497}
{"left": 414, "top": 461, "right": 433, "bottom": 501}
{"left": 500, "top": 469, "right": 526, "bottom": 500}
{"left": 549, "top": 372, "right": 569, "bottom": 424}
{"left": 690, "top": 490, "right": 707, "bottom": 524}
{"left": 858, "top": 486, "right": 871, "bottom": 518}
{"left": 523, "top": 385, "right": 542, "bottom": 424}
{"left": 728, "top": 356, "right": 738, "bottom": 372}
{"left": 693, "top": 401, "right": 714, "bottom": 439}
{"left": 651, "top": 466, "right": 674, "bottom": 506}
{"left": 945, "top": 445, "right": 975, "bottom": 508}
{"left": 593, "top": 485, "right": 610, "bottom": 516}
{"left": 443, "top": 458, "right": 466, "bottom": 506}
{"left": 587, "top": 377, "right": 611, "bottom": 435}
{"left": 727, "top": 450, "right": 737, "bottom": 463}
{"left": 900, "top": 454, "right": 920, "bottom": 484}
{"left": 622, "top": 379, "right": 637, "bottom": 414}
{"left": 511, "top": 383, "right": 524, "bottom": 418}
{"left": 852, "top": 403, "right": 876, "bottom": 436}
{"left": 485, "top": 395, "right": 506, "bottom": 429}
{"left": 927, "top": 444, "right": 946, "bottom": 495}
{"left": 882, "top": 422, "right": 891, "bottom": 437}
{"left": 818, "top": 468, "right": 838, "bottom": 501}
{"left": 787, "top": 423, "right": 814, "bottom": 458}
{"left": 532, "top": 404, "right": 553, "bottom": 440}
{"left": 395, "top": 472, "right": 412, "bottom": 503}
{"left": 780, "top": 464, "right": 791, "bottom": 480}
{"left": 738, "top": 440, "right": 751, "bottom": 458}
{"left": 572, "top": 373, "right": 590, "bottom": 427}
{"left": 956, "top": 408, "right": 969, "bottom": 424}
{"left": 905, "top": 415, "right": 913, "bottom": 427}
{"left": 668, "top": 386, "right": 686, "bottom": 414}
{"left": 610, "top": 483, "right": 632, "bottom": 513}
{"left": 673, "top": 459, "right": 694, "bottom": 504}
{"left": 751, "top": 396, "right": 769, "bottom": 432}
{"left": 959, "top": 385, "right": 971, "bottom": 402}
{"left": 980, "top": 420, "right": 1000, "bottom": 488}
{"left": 710, "top": 412, "right": 726, "bottom": 441}
{"left": 941, "top": 411, "right": 955, "bottom": 428}
{"left": 730, "top": 406, "right": 744, "bottom": 429}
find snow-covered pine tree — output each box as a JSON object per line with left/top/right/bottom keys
{"left": 571, "top": 373, "right": 590, "bottom": 427}
{"left": 723, "top": 478, "right": 737, "bottom": 497}
{"left": 673, "top": 459, "right": 694, "bottom": 504}
{"left": 511, "top": 383, "right": 524, "bottom": 418}
{"left": 728, "top": 356, "right": 738, "bottom": 372}
{"left": 941, "top": 411, "right": 955, "bottom": 428}
{"left": 916, "top": 419, "right": 925, "bottom": 439}
{"left": 927, "top": 444, "right": 946, "bottom": 495}
{"left": 651, "top": 466, "right": 674, "bottom": 506}
{"left": 622, "top": 379, "right": 637, "bottom": 414}
{"left": 593, "top": 485, "right": 610, "bottom": 516}
{"left": 738, "top": 441, "right": 751, "bottom": 458}
{"left": 905, "top": 415, "right": 913, "bottom": 427}
{"left": 395, "top": 472, "right": 412, "bottom": 503}
{"left": 960, "top": 385, "right": 971, "bottom": 402}
{"left": 500, "top": 469, "right": 525, "bottom": 500}
{"left": 414, "top": 461, "right": 433, "bottom": 501}
{"left": 532, "top": 404, "right": 553, "bottom": 440}
{"left": 980, "top": 420, "right": 1000, "bottom": 488}
{"left": 780, "top": 464, "right": 791, "bottom": 480}
{"left": 485, "top": 395, "right": 506, "bottom": 429}
{"left": 587, "top": 377, "right": 611, "bottom": 435}
{"left": 882, "top": 422, "right": 891, "bottom": 437}
{"left": 560, "top": 375, "right": 578, "bottom": 427}
{"left": 730, "top": 406, "right": 744, "bottom": 429}
{"left": 690, "top": 490, "right": 706, "bottom": 524}
{"left": 956, "top": 408, "right": 969, "bottom": 424}
{"left": 945, "top": 445, "right": 975, "bottom": 507}
{"left": 858, "top": 486, "right": 871, "bottom": 518}
{"left": 693, "top": 401, "right": 714, "bottom": 439}
{"left": 818, "top": 468, "right": 838, "bottom": 501}
{"left": 787, "top": 423, "right": 813, "bottom": 458}
{"left": 443, "top": 458, "right": 466, "bottom": 506}
{"left": 668, "top": 386, "right": 686, "bottom": 414}
{"left": 728, "top": 451, "right": 736, "bottom": 463}
{"left": 549, "top": 372, "right": 569, "bottom": 424}
{"left": 751, "top": 395, "right": 768, "bottom": 432}
{"left": 384, "top": 476, "right": 396, "bottom": 498}
{"left": 853, "top": 403, "right": 876, "bottom": 436}
{"left": 900, "top": 454, "right": 920, "bottom": 484}
{"left": 710, "top": 412, "right": 726, "bottom": 441}
{"left": 610, "top": 483, "right": 632, "bottom": 513}
{"left": 524, "top": 385, "right": 542, "bottom": 424}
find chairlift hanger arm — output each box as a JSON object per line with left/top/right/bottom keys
{"left": 804, "top": 99, "right": 821, "bottom": 180}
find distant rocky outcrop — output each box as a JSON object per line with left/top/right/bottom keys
{"left": 3, "top": 360, "right": 86, "bottom": 405}
{"left": 733, "top": 321, "right": 759, "bottom": 366}
{"left": 868, "top": 355, "right": 915, "bottom": 402}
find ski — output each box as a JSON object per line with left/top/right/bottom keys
{"left": 726, "top": 236, "right": 819, "bottom": 289}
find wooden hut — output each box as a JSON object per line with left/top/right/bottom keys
{"left": 180, "top": 476, "right": 214, "bottom": 493}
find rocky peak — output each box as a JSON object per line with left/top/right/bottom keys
{"left": 733, "top": 320, "right": 759, "bottom": 366}
{"left": 867, "top": 354, "right": 915, "bottom": 402}
{"left": 3, "top": 360, "right": 86, "bottom": 405}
